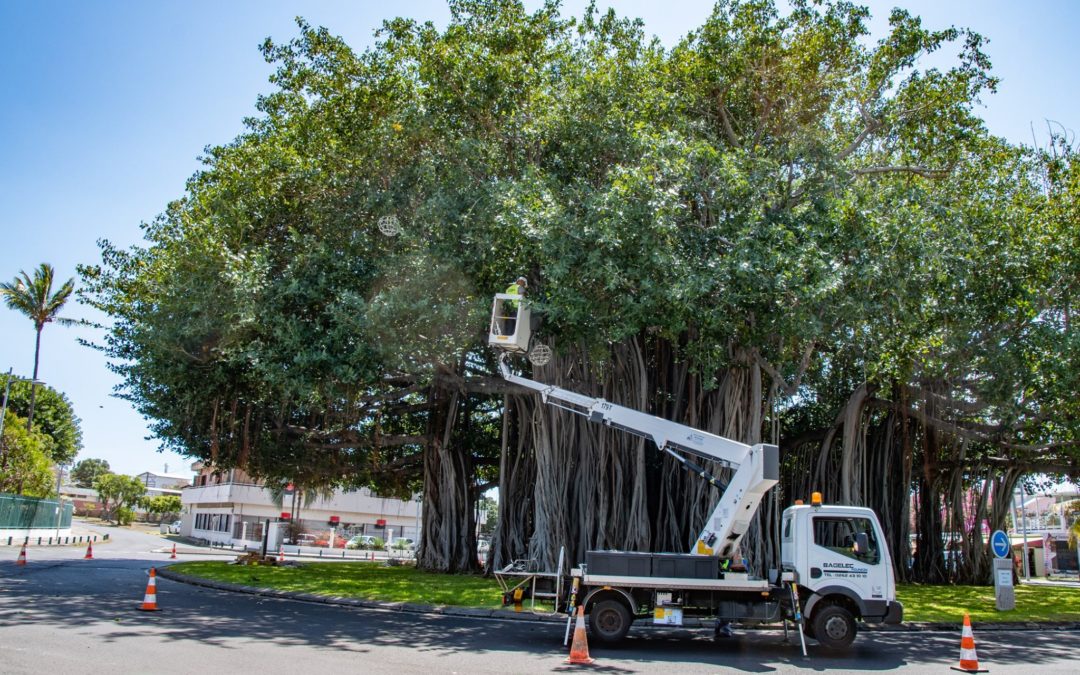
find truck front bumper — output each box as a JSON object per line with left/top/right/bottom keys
{"left": 862, "top": 599, "right": 903, "bottom": 624}
{"left": 883, "top": 600, "right": 903, "bottom": 624}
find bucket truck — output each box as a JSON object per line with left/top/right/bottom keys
{"left": 489, "top": 296, "right": 902, "bottom": 650}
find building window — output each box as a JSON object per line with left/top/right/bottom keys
{"left": 194, "top": 512, "right": 231, "bottom": 533}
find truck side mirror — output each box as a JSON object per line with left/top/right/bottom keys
{"left": 854, "top": 532, "right": 869, "bottom": 555}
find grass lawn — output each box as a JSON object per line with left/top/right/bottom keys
{"left": 898, "top": 582, "right": 1080, "bottom": 623}
{"left": 170, "top": 561, "right": 505, "bottom": 609}
{"left": 170, "top": 562, "right": 1080, "bottom": 623}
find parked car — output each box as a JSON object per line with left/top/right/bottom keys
{"left": 315, "top": 534, "right": 348, "bottom": 548}
{"left": 477, "top": 538, "right": 491, "bottom": 555}
{"left": 294, "top": 534, "right": 318, "bottom": 547}
{"left": 347, "top": 535, "right": 378, "bottom": 550}
{"left": 385, "top": 537, "right": 416, "bottom": 554}
{"left": 168, "top": 520, "right": 182, "bottom": 534}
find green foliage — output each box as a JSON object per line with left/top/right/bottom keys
{"left": 115, "top": 506, "right": 135, "bottom": 526}
{"left": 79, "top": 0, "right": 1078, "bottom": 498}
{"left": 93, "top": 473, "right": 147, "bottom": 523}
{"left": 0, "top": 410, "right": 55, "bottom": 496}
{"left": 478, "top": 496, "right": 498, "bottom": 536}
{"left": 143, "top": 494, "right": 182, "bottom": 521}
{"left": 1, "top": 377, "right": 82, "bottom": 465}
{"left": 71, "top": 458, "right": 110, "bottom": 488}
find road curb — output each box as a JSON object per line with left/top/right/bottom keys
{"left": 154, "top": 566, "right": 1080, "bottom": 631}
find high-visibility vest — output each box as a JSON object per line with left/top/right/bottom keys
{"left": 505, "top": 283, "right": 521, "bottom": 310}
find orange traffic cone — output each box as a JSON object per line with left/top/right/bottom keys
{"left": 278, "top": 546, "right": 285, "bottom": 562}
{"left": 564, "top": 605, "right": 595, "bottom": 665}
{"left": 84, "top": 541, "right": 94, "bottom": 559}
{"left": 139, "top": 568, "right": 160, "bottom": 611}
{"left": 951, "top": 614, "right": 987, "bottom": 673}
{"left": 170, "top": 543, "right": 177, "bottom": 559}
{"left": 16, "top": 543, "right": 27, "bottom": 566}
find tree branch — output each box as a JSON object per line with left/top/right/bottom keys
{"left": 853, "top": 165, "right": 950, "bottom": 179}
{"left": 753, "top": 341, "right": 816, "bottom": 397}
{"left": 716, "top": 93, "right": 740, "bottom": 147}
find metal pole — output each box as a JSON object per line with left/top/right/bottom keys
{"left": 1020, "top": 483, "right": 1031, "bottom": 580}
{"left": 0, "top": 368, "right": 13, "bottom": 444}
{"left": 54, "top": 464, "right": 66, "bottom": 539}
{"left": 1010, "top": 491, "right": 1023, "bottom": 578}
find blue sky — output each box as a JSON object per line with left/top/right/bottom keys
{"left": 1, "top": 1, "right": 1076, "bottom": 476}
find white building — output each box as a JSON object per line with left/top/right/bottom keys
{"left": 180, "top": 463, "right": 421, "bottom": 550}
{"left": 135, "top": 470, "right": 192, "bottom": 490}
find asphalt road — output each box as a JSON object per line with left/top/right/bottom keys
{"left": 2, "top": 523, "right": 1078, "bottom": 674}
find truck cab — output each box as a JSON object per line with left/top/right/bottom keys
{"left": 781, "top": 501, "right": 903, "bottom": 647}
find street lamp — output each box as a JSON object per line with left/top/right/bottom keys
{"left": 54, "top": 463, "right": 68, "bottom": 538}
{"left": 1012, "top": 484, "right": 1032, "bottom": 580}
{"left": 414, "top": 493, "right": 421, "bottom": 541}
{"left": 0, "top": 368, "right": 13, "bottom": 441}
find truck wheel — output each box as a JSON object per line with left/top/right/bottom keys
{"left": 589, "top": 599, "right": 632, "bottom": 644}
{"left": 811, "top": 604, "right": 856, "bottom": 650}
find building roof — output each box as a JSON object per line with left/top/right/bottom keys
{"left": 137, "top": 471, "right": 192, "bottom": 480}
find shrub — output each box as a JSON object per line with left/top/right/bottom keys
{"left": 115, "top": 506, "right": 135, "bottom": 525}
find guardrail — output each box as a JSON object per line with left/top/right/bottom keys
{"left": 203, "top": 540, "right": 418, "bottom": 561}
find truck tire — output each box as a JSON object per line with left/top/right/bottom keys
{"left": 589, "top": 599, "right": 632, "bottom": 644}
{"left": 811, "top": 604, "right": 856, "bottom": 650}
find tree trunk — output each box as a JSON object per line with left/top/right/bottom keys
{"left": 417, "top": 384, "right": 477, "bottom": 572}
{"left": 26, "top": 326, "right": 42, "bottom": 431}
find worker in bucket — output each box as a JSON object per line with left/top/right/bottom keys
{"left": 502, "top": 276, "right": 527, "bottom": 335}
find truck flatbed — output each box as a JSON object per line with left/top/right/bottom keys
{"left": 577, "top": 570, "right": 771, "bottom": 593}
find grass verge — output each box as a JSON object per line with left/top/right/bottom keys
{"left": 170, "top": 562, "right": 1080, "bottom": 622}
{"left": 898, "top": 582, "right": 1080, "bottom": 622}
{"left": 170, "top": 561, "right": 504, "bottom": 608}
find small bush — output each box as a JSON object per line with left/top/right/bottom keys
{"left": 115, "top": 506, "right": 135, "bottom": 525}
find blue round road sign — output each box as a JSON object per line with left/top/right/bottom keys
{"left": 991, "top": 530, "right": 1010, "bottom": 558}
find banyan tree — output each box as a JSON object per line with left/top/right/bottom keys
{"left": 82, "top": 1, "right": 1078, "bottom": 580}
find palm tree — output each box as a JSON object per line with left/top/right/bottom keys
{"left": 0, "top": 263, "right": 75, "bottom": 430}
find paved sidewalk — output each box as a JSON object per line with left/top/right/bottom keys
{"left": 1023, "top": 575, "right": 1080, "bottom": 588}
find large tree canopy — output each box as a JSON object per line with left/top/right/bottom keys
{"left": 81, "top": 0, "right": 1078, "bottom": 578}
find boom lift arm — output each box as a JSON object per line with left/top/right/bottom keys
{"left": 497, "top": 354, "right": 778, "bottom": 559}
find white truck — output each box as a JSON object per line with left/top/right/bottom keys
{"left": 488, "top": 295, "right": 902, "bottom": 650}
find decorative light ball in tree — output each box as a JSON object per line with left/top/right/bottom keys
{"left": 529, "top": 344, "right": 552, "bottom": 367}
{"left": 377, "top": 215, "right": 401, "bottom": 236}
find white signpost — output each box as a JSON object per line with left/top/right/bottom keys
{"left": 991, "top": 530, "right": 1014, "bottom": 611}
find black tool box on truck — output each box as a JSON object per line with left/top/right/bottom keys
{"left": 585, "top": 551, "right": 718, "bottom": 579}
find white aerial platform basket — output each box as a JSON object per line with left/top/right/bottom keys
{"left": 488, "top": 293, "right": 531, "bottom": 353}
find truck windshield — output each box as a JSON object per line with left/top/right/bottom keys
{"left": 812, "top": 516, "right": 880, "bottom": 565}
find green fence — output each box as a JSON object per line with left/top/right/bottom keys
{"left": 0, "top": 493, "right": 73, "bottom": 529}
